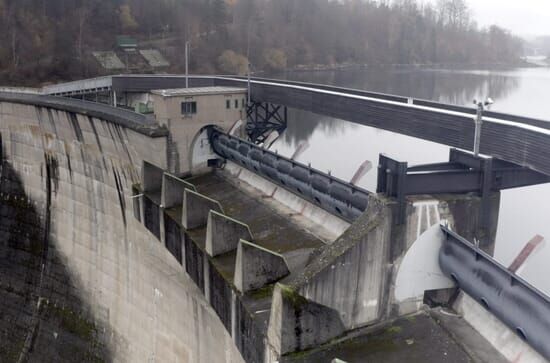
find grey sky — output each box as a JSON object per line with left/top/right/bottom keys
{"left": 425, "top": 0, "right": 550, "bottom": 36}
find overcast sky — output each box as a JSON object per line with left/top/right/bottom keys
{"left": 425, "top": 0, "right": 550, "bottom": 36}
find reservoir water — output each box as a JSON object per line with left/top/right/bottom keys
{"left": 270, "top": 67, "right": 550, "bottom": 295}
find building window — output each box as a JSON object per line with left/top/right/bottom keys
{"left": 234, "top": 99, "right": 239, "bottom": 109}
{"left": 181, "top": 101, "right": 197, "bottom": 115}
{"left": 226, "top": 99, "right": 231, "bottom": 109}
{"left": 242, "top": 98, "right": 246, "bottom": 108}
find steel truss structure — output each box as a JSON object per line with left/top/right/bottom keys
{"left": 245, "top": 102, "right": 287, "bottom": 145}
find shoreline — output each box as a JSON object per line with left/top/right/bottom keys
{"left": 282, "top": 60, "right": 544, "bottom": 73}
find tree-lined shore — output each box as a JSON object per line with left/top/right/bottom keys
{"left": 0, "top": 0, "right": 524, "bottom": 85}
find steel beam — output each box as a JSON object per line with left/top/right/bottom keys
{"left": 377, "top": 149, "right": 550, "bottom": 228}
{"left": 381, "top": 149, "right": 550, "bottom": 196}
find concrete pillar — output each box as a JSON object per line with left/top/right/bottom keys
{"left": 231, "top": 290, "right": 237, "bottom": 342}
{"left": 159, "top": 208, "right": 165, "bottom": 245}
{"left": 182, "top": 189, "right": 224, "bottom": 230}
{"left": 204, "top": 254, "right": 210, "bottom": 303}
{"left": 139, "top": 195, "right": 145, "bottom": 224}
{"left": 181, "top": 231, "right": 187, "bottom": 271}
{"left": 234, "top": 240, "right": 289, "bottom": 293}
{"left": 267, "top": 284, "right": 345, "bottom": 357}
{"left": 161, "top": 173, "right": 197, "bottom": 209}
{"left": 206, "top": 211, "right": 253, "bottom": 257}
{"left": 142, "top": 161, "right": 164, "bottom": 193}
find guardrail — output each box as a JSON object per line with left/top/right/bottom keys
{"left": 211, "top": 77, "right": 550, "bottom": 177}
{"left": 0, "top": 87, "right": 42, "bottom": 94}
{"left": 42, "top": 76, "right": 113, "bottom": 96}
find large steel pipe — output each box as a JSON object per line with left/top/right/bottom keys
{"left": 208, "top": 127, "right": 370, "bottom": 222}
{"left": 439, "top": 226, "right": 550, "bottom": 360}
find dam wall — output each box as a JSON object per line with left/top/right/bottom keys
{"left": 0, "top": 97, "right": 244, "bottom": 362}
{"left": 0, "top": 91, "right": 505, "bottom": 363}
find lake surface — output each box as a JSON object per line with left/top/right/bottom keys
{"left": 269, "top": 67, "right": 550, "bottom": 295}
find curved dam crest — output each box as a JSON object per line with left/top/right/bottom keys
{"left": 0, "top": 100, "right": 243, "bottom": 362}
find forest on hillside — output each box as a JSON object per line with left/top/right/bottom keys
{"left": 0, "top": 0, "right": 524, "bottom": 85}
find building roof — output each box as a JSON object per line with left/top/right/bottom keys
{"left": 92, "top": 51, "right": 126, "bottom": 70}
{"left": 151, "top": 86, "right": 247, "bottom": 97}
{"left": 117, "top": 35, "right": 138, "bottom": 48}
{"left": 139, "top": 49, "right": 170, "bottom": 68}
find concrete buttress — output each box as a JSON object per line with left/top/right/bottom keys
{"left": 182, "top": 189, "right": 224, "bottom": 229}
{"left": 206, "top": 211, "right": 253, "bottom": 257}
{"left": 267, "top": 283, "right": 346, "bottom": 356}
{"left": 234, "top": 240, "right": 290, "bottom": 293}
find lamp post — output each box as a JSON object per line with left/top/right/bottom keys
{"left": 247, "top": 62, "right": 252, "bottom": 106}
{"left": 185, "top": 40, "right": 190, "bottom": 89}
{"left": 473, "top": 98, "right": 494, "bottom": 157}
{"left": 246, "top": 19, "right": 255, "bottom": 106}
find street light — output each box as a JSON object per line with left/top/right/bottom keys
{"left": 247, "top": 62, "right": 252, "bottom": 106}
{"left": 473, "top": 97, "right": 494, "bottom": 156}
{"left": 246, "top": 19, "right": 255, "bottom": 106}
{"left": 185, "top": 40, "right": 190, "bottom": 89}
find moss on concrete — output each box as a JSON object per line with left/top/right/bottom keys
{"left": 279, "top": 284, "right": 309, "bottom": 310}
{"left": 45, "top": 302, "right": 97, "bottom": 341}
{"left": 248, "top": 284, "right": 275, "bottom": 301}
{"left": 285, "top": 333, "right": 397, "bottom": 361}
{"left": 386, "top": 325, "right": 403, "bottom": 334}
{"left": 1, "top": 338, "right": 25, "bottom": 362}
{"left": 132, "top": 183, "right": 143, "bottom": 193}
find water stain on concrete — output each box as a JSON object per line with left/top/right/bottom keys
{"left": 0, "top": 153, "right": 112, "bottom": 362}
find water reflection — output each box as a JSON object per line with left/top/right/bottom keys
{"left": 281, "top": 110, "right": 358, "bottom": 147}
{"left": 276, "top": 67, "right": 520, "bottom": 145}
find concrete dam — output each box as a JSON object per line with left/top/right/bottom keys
{"left": 1, "top": 75, "right": 549, "bottom": 363}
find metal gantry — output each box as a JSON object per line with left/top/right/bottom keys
{"left": 245, "top": 101, "right": 287, "bottom": 145}
{"left": 377, "top": 148, "right": 550, "bottom": 240}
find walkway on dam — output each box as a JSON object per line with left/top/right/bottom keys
{"left": 0, "top": 91, "right": 165, "bottom": 137}
{"left": 41, "top": 74, "right": 550, "bottom": 177}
